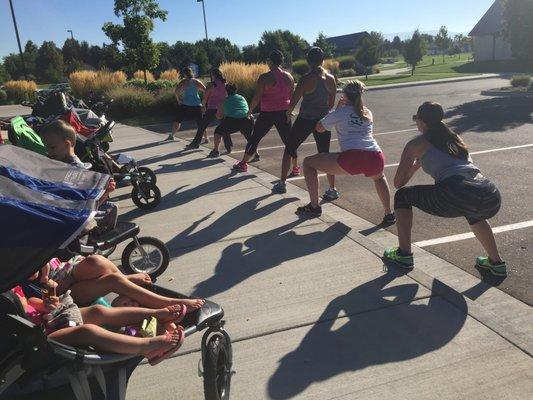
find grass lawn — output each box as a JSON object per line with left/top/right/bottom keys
{"left": 343, "top": 72, "right": 476, "bottom": 87}
{"left": 120, "top": 114, "right": 173, "bottom": 127}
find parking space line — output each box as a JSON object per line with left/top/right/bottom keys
{"left": 287, "top": 143, "right": 533, "bottom": 182}
{"left": 413, "top": 220, "right": 533, "bottom": 248}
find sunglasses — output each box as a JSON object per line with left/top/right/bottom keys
{"left": 412, "top": 115, "right": 419, "bottom": 122}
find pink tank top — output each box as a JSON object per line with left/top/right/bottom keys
{"left": 261, "top": 68, "right": 291, "bottom": 112}
{"left": 207, "top": 79, "right": 227, "bottom": 109}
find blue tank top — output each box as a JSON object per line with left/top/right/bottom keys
{"left": 182, "top": 80, "right": 201, "bottom": 106}
{"left": 421, "top": 145, "right": 480, "bottom": 183}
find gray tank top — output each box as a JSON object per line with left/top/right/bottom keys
{"left": 421, "top": 145, "right": 480, "bottom": 183}
{"left": 299, "top": 76, "right": 329, "bottom": 120}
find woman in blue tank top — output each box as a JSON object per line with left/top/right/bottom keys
{"left": 168, "top": 67, "right": 206, "bottom": 142}
{"left": 384, "top": 102, "right": 506, "bottom": 276}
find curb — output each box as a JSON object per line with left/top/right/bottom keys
{"left": 481, "top": 89, "right": 533, "bottom": 97}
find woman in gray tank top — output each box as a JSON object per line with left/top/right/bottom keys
{"left": 383, "top": 102, "right": 506, "bottom": 277}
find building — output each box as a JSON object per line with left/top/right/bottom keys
{"left": 469, "top": 0, "right": 512, "bottom": 61}
{"left": 326, "top": 32, "right": 370, "bottom": 54}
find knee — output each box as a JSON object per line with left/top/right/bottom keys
{"left": 86, "top": 304, "right": 108, "bottom": 320}
{"left": 87, "top": 255, "right": 117, "bottom": 273}
{"left": 77, "top": 324, "right": 100, "bottom": 338}
{"left": 303, "top": 157, "right": 314, "bottom": 169}
{"left": 103, "top": 272, "right": 126, "bottom": 284}
{"left": 394, "top": 187, "right": 410, "bottom": 209}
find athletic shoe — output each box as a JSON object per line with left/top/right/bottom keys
{"left": 202, "top": 137, "right": 209, "bottom": 144}
{"left": 383, "top": 247, "right": 414, "bottom": 268}
{"left": 208, "top": 150, "right": 220, "bottom": 158}
{"left": 381, "top": 213, "right": 396, "bottom": 225}
{"left": 322, "top": 188, "right": 340, "bottom": 201}
{"left": 232, "top": 161, "right": 248, "bottom": 172}
{"left": 288, "top": 165, "right": 301, "bottom": 178}
{"left": 165, "top": 134, "right": 175, "bottom": 141}
{"left": 272, "top": 181, "right": 287, "bottom": 194}
{"left": 185, "top": 142, "right": 199, "bottom": 149}
{"left": 476, "top": 256, "right": 507, "bottom": 277}
{"left": 250, "top": 152, "right": 261, "bottom": 163}
{"left": 296, "top": 203, "right": 322, "bottom": 218}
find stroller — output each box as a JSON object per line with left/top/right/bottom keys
{"left": 0, "top": 145, "right": 234, "bottom": 400}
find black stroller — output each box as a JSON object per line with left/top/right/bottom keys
{"left": 0, "top": 145, "right": 233, "bottom": 400}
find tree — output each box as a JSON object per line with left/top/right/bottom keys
{"left": 357, "top": 37, "right": 380, "bottom": 79}
{"left": 503, "top": 0, "right": 533, "bottom": 61}
{"left": 242, "top": 44, "right": 259, "bottom": 64}
{"left": 36, "top": 41, "right": 64, "bottom": 83}
{"left": 79, "top": 41, "right": 92, "bottom": 65}
{"left": 89, "top": 45, "right": 104, "bottom": 69}
{"left": 0, "top": 64, "right": 10, "bottom": 84}
{"left": 392, "top": 35, "right": 403, "bottom": 51}
{"left": 313, "top": 32, "right": 336, "bottom": 58}
{"left": 103, "top": 0, "right": 168, "bottom": 83}
{"left": 257, "top": 30, "right": 309, "bottom": 64}
{"left": 403, "top": 30, "right": 426, "bottom": 75}
{"left": 435, "top": 26, "right": 451, "bottom": 63}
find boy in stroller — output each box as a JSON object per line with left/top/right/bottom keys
{"left": 40, "top": 119, "right": 89, "bottom": 169}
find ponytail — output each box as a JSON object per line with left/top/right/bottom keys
{"left": 343, "top": 80, "right": 370, "bottom": 121}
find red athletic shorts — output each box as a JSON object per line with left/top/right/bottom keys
{"left": 337, "top": 149, "right": 385, "bottom": 177}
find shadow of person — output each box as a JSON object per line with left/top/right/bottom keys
{"left": 153, "top": 158, "right": 225, "bottom": 175}
{"left": 267, "top": 270, "right": 467, "bottom": 399}
{"left": 444, "top": 96, "right": 532, "bottom": 134}
{"left": 167, "top": 194, "right": 300, "bottom": 259}
{"left": 192, "top": 220, "right": 350, "bottom": 297}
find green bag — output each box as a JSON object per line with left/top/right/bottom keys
{"left": 9, "top": 116, "right": 47, "bottom": 156}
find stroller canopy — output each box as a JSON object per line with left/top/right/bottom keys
{"left": 0, "top": 145, "right": 109, "bottom": 292}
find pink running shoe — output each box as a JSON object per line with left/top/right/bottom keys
{"left": 288, "top": 165, "right": 301, "bottom": 178}
{"left": 232, "top": 161, "right": 248, "bottom": 172}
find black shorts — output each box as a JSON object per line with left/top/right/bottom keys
{"left": 245, "top": 111, "right": 291, "bottom": 156}
{"left": 175, "top": 104, "right": 202, "bottom": 123}
{"left": 285, "top": 116, "right": 331, "bottom": 158}
{"left": 215, "top": 117, "right": 254, "bottom": 152}
{"left": 394, "top": 175, "right": 501, "bottom": 225}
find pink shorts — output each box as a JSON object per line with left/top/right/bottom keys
{"left": 337, "top": 150, "right": 385, "bottom": 177}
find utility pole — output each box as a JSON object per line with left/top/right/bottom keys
{"left": 197, "top": 0, "right": 209, "bottom": 65}
{"left": 8, "top": 0, "right": 27, "bottom": 79}
{"left": 67, "top": 30, "right": 74, "bottom": 40}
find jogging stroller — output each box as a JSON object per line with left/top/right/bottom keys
{"left": 0, "top": 145, "right": 233, "bottom": 400}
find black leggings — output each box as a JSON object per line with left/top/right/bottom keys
{"left": 191, "top": 108, "right": 217, "bottom": 145}
{"left": 244, "top": 111, "right": 291, "bottom": 156}
{"left": 394, "top": 175, "right": 501, "bottom": 225}
{"left": 214, "top": 117, "right": 254, "bottom": 152}
{"left": 284, "top": 116, "right": 331, "bottom": 158}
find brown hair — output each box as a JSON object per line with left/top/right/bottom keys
{"left": 417, "top": 102, "right": 468, "bottom": 159}
{"left": 182, "top": 67, "right": 193, "bottom": 79}
{"left": 343, "top": 80, "right": 370, "bottom": 120}
{"left": 40, "top": 120, "right": 77, "bottom": 144}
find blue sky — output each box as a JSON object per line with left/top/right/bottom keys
{"left": 1, "top": 0, "right": 494, "bottom": 58}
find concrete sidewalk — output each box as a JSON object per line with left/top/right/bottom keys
{"left": 107, "top": 124, "right": 532, "bottom": 400}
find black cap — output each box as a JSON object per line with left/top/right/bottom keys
{"left": 306, "top": 47, "right": 325, "bottom": 66}
{"left": 268, "top": 50, "right": 284, "bottom": 66}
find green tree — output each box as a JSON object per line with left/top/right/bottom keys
{"left": 403, "top": 30, "right": 426, "bottom": 75}
{"left": 392, "top": 35, "right": 403, "bottom": 51}
{"left": 313, "top": 32, "right": 336, "bottom": 58}
{"left": 257, "top": 30, "right": 309, "bottom": 65}
{"left": 100, "top": 44, "right": 124, "bottom": 70}
{"left": 0, "top": 64, "right": 10, "bottom": 84}
{"left": 89, "top": 45, "right": 104, "bottom": 69}
{"left": 357, "top": 37, "right": 381, "bottom": 79}
{"left": 242, "top": 44, "right": 259, "bottom": 63}
{"left": 23, "top": 40, "right": 38, "bottom": 79}
{"left": 79, "top": 41, "right": 92, "bottom": 65}
{"left": 36, "top": 41, "right": 64, "bottom": 83}
{"left": 435, "top": 26, "right": 451, "bottom": 63}
{"left": 503, "top": 0, "right": 533, "bottom": 61}
{"left": 103, "top": 0, "right": 168, "bottom": 83}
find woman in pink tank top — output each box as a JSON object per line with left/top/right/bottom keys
{"left": 233, "top": 50, "right": 298, "bottom": 173}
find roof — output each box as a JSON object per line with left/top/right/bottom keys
{"left": 469, "top": 0, "right": 505, "bottom": 36}
{"left": 326, "top": 32, "right": 369, "bottom": 51}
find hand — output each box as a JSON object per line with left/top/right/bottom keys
{"left": 107, "top": 178, "right": 116, "bottom": 193}
{"left": 44, "top": 296, "right": 60, "bottom": 312}
{"left": 286, "top": 110, "right": 293, "bottom": 124}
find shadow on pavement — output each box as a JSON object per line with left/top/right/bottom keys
{"left": 153, "top": 158, "right": 225, "bottom": 175}
{"left": 137, "top": 148, "right": 201, "bottom": 166}
{"left": 109, "top": 138, "right": 172, "bottom": 155}
{"left": 267, "top": 270, "right": 467, "bottom": 399}
{"left": 192, "top": 220, "right": 349, "bottom": 297}
{"left": 445, "top": 97, "right": 532, "bottom": 134}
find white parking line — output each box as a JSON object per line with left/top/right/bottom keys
{"left": 287, "top": 143, "right": 533, "bottom": 181}
{"left": 230, "top": 128, "right": 417, "bottom": 154}
{"left": 413, "top": 220, "right": 533, "bottom": 248}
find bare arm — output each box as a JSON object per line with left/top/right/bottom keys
{"left": 394, "top": 138, "right": 426, "bottom": 188}
{"left": 174, "top": 81, "right": 186, "bottom": 103}
{"left": 195, "top": 79, "right": 207, "bottom": 92}
{"left": 248, "top": 75, "right": 266, "bottom": 116}
{"left": 202, "top": 84, "right": 213, "bottom": 108}
{"left": 325, "top": 74, "right": 337, "bottom": 110}
{"left": 288, "top": 76, "right": 306, "bottom": 115}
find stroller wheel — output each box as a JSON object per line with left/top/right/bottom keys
{"left": 96, "top": 245, "right": 116, "bottom": 258}
{"left": 203, "top": 335, "right": 232, "bottom": 400}
{"left": 121, "top": 237, "right": 169, "bottom": 279}
{"left": 131, "top": 182, "right": 161, "bottom": 210}
{"left": 137, "top": 166, "right": 157, "bottom": 185}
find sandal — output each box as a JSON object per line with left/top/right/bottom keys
{"left": 147, "top": 328, "right": 185, "bottom": 366}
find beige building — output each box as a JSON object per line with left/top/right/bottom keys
{"left": 469, "top": 0, "right": 512, "bottom": 61}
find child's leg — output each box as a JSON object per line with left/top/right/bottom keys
{"left": 80, "top": 304, "right": 184, "bottom": 327}
{"left": 48, "top": 324, "right": 180, "bottom": 355}
{"left": 72, "top": 255, "right": 151, "bottom": 287}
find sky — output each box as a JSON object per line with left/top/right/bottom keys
{"left": 0, "top": 0, "right": 495, "bottom": 58}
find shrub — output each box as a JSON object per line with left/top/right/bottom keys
{"left": 159, "top": 69, "right": 181, "bottom": 81}
{"left": 69, "top": 70, "right": 127, "bottom": 98}
{"left": 0, "top": 89, "right": 7, "bottom": 105}
{"left": 336, "top": 55, "right": 356, "bottom": 70}
{"left": 220, "top": 62, "right": 269, "bottom": 102}
{"left": 510, "top": 75, "right": 531, "bottom": 87}
{"left": 323, "top": 59, "right": 340, "bottom": 76}
{"left": 153, "top": 88, "right": 177, "bottom": 115}
{"left": 338, "top": 69, "right": 356, "bottom": 78}
{"left": 133, "top": 70, "right": 155, "bottom": 82}
{"left": 106, "top": 86, "right": 155, "bottom": 119}
{"left": 125, "top": 79, "right": 147, "bottom": 89}
{"left": 147, "top": 80, "right": 176, "bottom": 92}
{"left": 4, "top": 80, "right": 37, "bottom": 103}
{"left": 292, "top": 59, "right": 310, "bottom": 75}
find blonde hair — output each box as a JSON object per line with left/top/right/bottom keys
{"left": 343, "top": 80, "right": 370, "bottom": 121}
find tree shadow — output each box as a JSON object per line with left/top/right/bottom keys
{"left": 268, "top": 270, "right": 467, "bottom": 399}
{"left": 108, "top": 138, "right": 174, "bottom": 155}
{"left": 153, "top": 158, "right": 225, "bottom": 175}
{"left": 192, "top": 220, "right": 350, "bottom": 297}
{"left": 444, "top": 97, "right": 532, "bottom": 134}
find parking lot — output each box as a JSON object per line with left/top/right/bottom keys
{"left": 147, "top": 77, "right": 533, "bottom": 305}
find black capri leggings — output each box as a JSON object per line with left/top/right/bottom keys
{"left": 191, "top": 108, "right": 217, "bottom": 145}
{"left": 394, "top": 175, "right": 501, "bottom": 225}
{"left": 214, "top": 117, "right": 254, "bottom": 152}
{"left": 284, "top": 116, "right": 331, "bottom": 158}
{"left": 244, "top": 111, "right": 291, "bottom": 156}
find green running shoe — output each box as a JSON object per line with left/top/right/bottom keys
{"left": 476, "top": 256, "right": 507, "bottom": 277}
{"left": 383, "top": 247, "right": 414, "bottom": 268}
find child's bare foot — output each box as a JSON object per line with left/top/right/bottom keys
{"left": 144, "top": 330, "right": 181, "bottom": 358}
{"left": 127, "top": 273, "right": 152, "bottom": 286}
{"left": 146, "top": 329, "right": 184, "bottom": 365}
{"left": 176, "top": 298, "right": 205, "bottom": 311}
{"left": 156, "top": 304, "right": 186, "bottom": 324}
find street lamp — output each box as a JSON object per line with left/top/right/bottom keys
{"left": 67, "top": 30, "right": 74, "bottom": 40}
{"left": 8, "top": 0, "right": 27, "bottom": 79}
{"left": 197, "top": 0, "right": 209, "bottom": 64}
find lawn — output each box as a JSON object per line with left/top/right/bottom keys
{"left": 344, "top": 72, "right": 476, "bottom": 87}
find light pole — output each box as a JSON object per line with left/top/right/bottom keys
{"left": 8, "top": 0, "right": 27, "bottom": 79}
{"left": 67, "top": 30, "right": 74, "bottom": 40}
{"left": 197, "top": 0, "right": 209, "bottom": 64}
